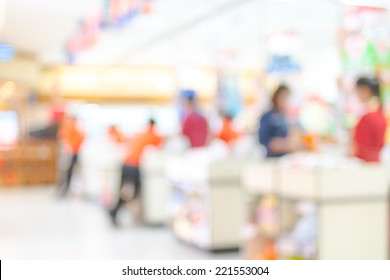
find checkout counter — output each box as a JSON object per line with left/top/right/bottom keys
{"left": 242, "top": 154, "right": 390, "bottom": 260}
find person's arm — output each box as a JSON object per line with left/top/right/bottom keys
{"left": 259, "top": 115, "right": 271, "bottom": 147}
{"left": 268, "top": 137, "right": 293, "bottom": 154}
{"left": 347, "top": 128, "right": 356, "bottom": 157}
{"left": 182, "top": 116, "right": 190, "bottom": 136}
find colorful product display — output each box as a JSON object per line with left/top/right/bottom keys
{"left": 171, "top": 183, "right": 211, "bottom": 249}
{"left": 339, "top": 6, "right": 390, "bottom": 134}
{"left": 0, "top": 141, "right": 57, "bottom": 186}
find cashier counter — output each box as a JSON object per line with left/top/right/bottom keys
{"left": 164, "top": 137, "right": 263, "bottom": 251}
{"left": 242, "top": 154, "right": 390, "bottom": 260}
{"left": 77, "top": 136, "right": 389, "bottom": 258}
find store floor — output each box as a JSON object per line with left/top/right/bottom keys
{"left": 0, "top": 187, "right": 240, "bottom": 260}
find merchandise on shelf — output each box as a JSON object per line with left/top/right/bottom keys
{"left": 0, "top": 141, "right": 57, "bottom": 186}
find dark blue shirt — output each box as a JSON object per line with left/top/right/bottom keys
{"left": 259, "top": 110, "right": 289, "bottom": 158}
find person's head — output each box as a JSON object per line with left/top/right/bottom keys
{"left": 185, "top": 96, "right": 196, "bottom": 111}
{"left": 148, "top": 118, "right": 156, "bottom": 128}
{"left": 108, "top": 124, "right": 117, "bottom": 131}
{"left": 271, "top": 84, "right": 290, "bottom": 112}
{"left": 222, "top": 112, "right": 233, "bottom": 122}
{"left": 356, "top": 77, "right": 381, "bottom": 105}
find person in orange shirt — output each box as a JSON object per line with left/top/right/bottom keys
{"left": 109, "top": 118, "right": 163, "bottom": 226}
{"left": 58, "top": 116, "right": 85, "bottom": 197}
{"left": 107, "top": 124, "right": 125, "bottom": 144}
{"left": 218, "top": 114, "right": 240, "bottom": 144}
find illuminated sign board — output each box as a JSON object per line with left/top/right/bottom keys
{"left": 0, "top": 44, "right": 14, "bottom": 62}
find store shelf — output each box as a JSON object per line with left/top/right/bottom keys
{"left": 0, "top": 141, "right": 57, "bottom": 187}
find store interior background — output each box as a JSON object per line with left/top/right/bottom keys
{"left": 1, "top": 0, "right": 390, "bottom": 259}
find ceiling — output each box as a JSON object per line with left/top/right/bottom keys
{"left": 1, "top": 0, "right": 389, "bottom": 68}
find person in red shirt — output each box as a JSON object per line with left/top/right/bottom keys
{"left": 182, "top": 96, "right": 209, "bottom": 148}
{"left": 109, "top": 118, "right": 163, "bottom": 226}
{"left": 353, "top": 77, "right": 387, "bottom": 163}
{"left": 58, "top": 116, "right": 85, "bottom": 196}
{"left": 218, "top": 114, "right": 240, "bottom": 144}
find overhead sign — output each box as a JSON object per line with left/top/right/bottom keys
{"left": 66, "top": 0, "right": 153, "bottom": 63}
{"left": 40, "top": 66, "right": 176, "bottom": 100}
{"left": 0, "top": 44, "right": 14, "bottom": 62}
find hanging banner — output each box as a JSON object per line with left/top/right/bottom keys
{"left": 66, "top": 0, "right": 153, "bottom": 63}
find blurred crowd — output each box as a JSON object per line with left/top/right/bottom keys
{"left": 37, "top": 76, "right": 386, "bottom": 227}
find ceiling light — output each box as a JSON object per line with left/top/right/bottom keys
{"left": 0, "top": 81, "right": 15, "bottom": 100}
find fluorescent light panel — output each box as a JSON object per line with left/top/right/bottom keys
{"left": 339, "top": 0, "right": 389, "bottom": 8}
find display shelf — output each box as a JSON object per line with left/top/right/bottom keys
{"left": 0, "top": 141, "right": 57, "bottom": 187}
{"left": 169, "top": 156, "right": 245, "bottom": 251}
{"left": 241, "top": 161, "right": 280, "bottom": 259}
{"left": 242, "top": 157, "right": 390, "bottom": 260}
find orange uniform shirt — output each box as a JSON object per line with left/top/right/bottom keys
{"left": 124, "top": 126, "right": 163, "bottom": 167}
{"left": 58, "top": 120, "right": 85, "bottom": 155}
{"left": 218, "top": 119, "right": 240, "bottom": 144}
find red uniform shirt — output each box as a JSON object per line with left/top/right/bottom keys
{"left": 354, "top": 110, "right": 387, "bottom": 163}
{"left": 182, "top": 112, "right": 208, "bottom": 148}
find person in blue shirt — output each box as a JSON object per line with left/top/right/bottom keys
{"left": 259, "top": 85, "right": 296, "bottom": 157}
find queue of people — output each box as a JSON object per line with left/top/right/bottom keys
{"left": 55, "top": 76, "right": 387, "bottom": 227}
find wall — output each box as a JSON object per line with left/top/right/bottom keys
{"left": 0, "top": 58, "right": 40, "bottom": 87}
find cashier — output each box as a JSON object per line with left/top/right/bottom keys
{"left": 353, "top": 77, "right": 386, "bottom": 163}
{"left": 57, "top": 116, "right": 85, "bottom": 197}
{"left": 259, "top": 85, "right": 301, "bottom": 158}
{"left": 109, "top": 118, "right": 163, "bottom": 226}
{"left": 218, "top": 113, "right": 240, "bottom": 144}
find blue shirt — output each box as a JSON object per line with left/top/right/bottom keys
{"left": 259, "top": 110, "right": 289, "bottom": 158}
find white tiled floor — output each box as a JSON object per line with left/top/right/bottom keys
{"left": 0, "top": 187, "right": 240, "bottom": 260}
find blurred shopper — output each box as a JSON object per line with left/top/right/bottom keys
{"left": 353, "top": 77, "right": 386, "bottom": 162}
{"left": 57, "top": 116, "right": 85, "bottom": 197}
{"left": 178, "top": 89, "right": 197, "bottom": 123}
{"left": 182, "top": 96, "right": 209, "bottom": 148}
{"left": 109, "top": 118, "right": 163, "bottom": 226}
{"left": 30, "top": 104, "right": 66, "bottom": 140}
{"left": 259, "top": 85, "right": 301, "bottom": 157}
{"left": 107, "top": 124, "right": 125, "bottom": 144}
{"left": 218, "top": 114, "right": 240, "bottom": 144}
